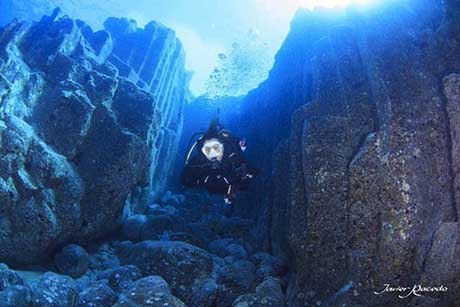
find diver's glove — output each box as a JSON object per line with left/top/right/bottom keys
{"left": 235, "top": 164, "right": 255, "bottom": 181}
{"left": 235, "top": 164, "right": 246, "bottom": 176}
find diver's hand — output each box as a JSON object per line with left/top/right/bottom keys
{"left": 235, "top": 164, "right": 247, "bottom": 177}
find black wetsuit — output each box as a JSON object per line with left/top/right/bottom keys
{"left": 181, "top": 128, "right": 257, "bottom": 197}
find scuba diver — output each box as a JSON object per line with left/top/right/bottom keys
{"left": 180, "top": 113, "right": 258, "bottom": 204}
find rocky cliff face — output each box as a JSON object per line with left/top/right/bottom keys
{"left": 0, "top": 0, "right": 125, "bottom": 29}
{"left": 103, "top": 16, "right": 188, "bottom": 201}
{"left": 0, "top": 9, "right": 187, "bottom": 264}
{"left": 234, "top": 1, "right": 460, "bottom": 306}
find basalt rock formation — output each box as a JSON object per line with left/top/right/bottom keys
{"left": 229, "top": 1, "right": 460, "bottom": 306}
{"left": 3, "top": 1, "right": 460, "bottom": 306}
{"left": 0, "top": 9, "right": 187, "bottom": 264}
{"left": 104, "top": 16, "right": 188, "bottom": 201}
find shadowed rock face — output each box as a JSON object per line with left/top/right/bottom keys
{"left": 104, "top": 17, "right": 188, "bottom": 201}
{"left": 0, "top": 9, "right": 187, "bottom": 264}
{"left": 219, "top": 1, "right": 460, "bottom": 306}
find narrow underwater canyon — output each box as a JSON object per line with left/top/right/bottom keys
{"left": 1, "top": 1, "right": 460, "bottom": 306}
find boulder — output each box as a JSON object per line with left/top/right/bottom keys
{"left": 208, "top": 239, "right": 238, "bottom": 257}
{"left": 225, "top": 244, "right": 248, "bottom": 260}
{"left": 120, "top": 240, "right": 214, "bottom": 304}
{"left": 121, "top": 214, "right": 147, "bottom": 242}
{"left": 54, "top": 244, "right": 90, "bottom": 278}
{"left": 232, "top": 277, "right": 285, "bottom": 307}
{"left": 250, "top": 252, "right": 287, "bottom": 278}
{"left": 106, "top": 265, "right": 142, "bottom": 293}
{"left": 140, "top": 215, "right": 185, "bottom": 240}
{"left": 31, "top": 272, "right": 78, "bottom": 307}
{"left": 216, "top": 260, "right": 256, "bottom": 306}
{"left": 76, "top": 281, "right": 118, "bottom": 307}
{"left": 113, "top": 276, "right": 186, "bottom": 307}
{"left": 224, "top": 256, "right": 239, "bottom": 264}
{"left": 88, "top": 243, "right": 120, "bottom": 271}
{"left": 0, "top": 263, "right": 25, "bottom": 291}
{"left": 209, "top": 239, "right": 248, "bottom": 260}
{"left": 161, "top": 191, "right": 185, "bottom": 207}
{"left": 0, "top": 285, "right": 33, "bottom": 307}
{"left": 189, "top": 278, "right": 219, "bottom": 307}
{"left": 112, "top": 241, "right": 134, "bottom": 261}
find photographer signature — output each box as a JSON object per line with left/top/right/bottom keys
{"left": 374, "top": 284, "right": 448, "bottom": 299}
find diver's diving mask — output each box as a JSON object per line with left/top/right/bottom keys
{"left": 202, "top": 138, "right": 224, "bottom": 161}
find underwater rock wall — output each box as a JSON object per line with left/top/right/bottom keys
{"left": 104, "top": 17, "right": 188, "bottom": 201}
{"left": 238, "top": 1, "right": 460, "bottom": 306}
{"left": 0, "top": 9, "right": 187, "bottom": 264}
